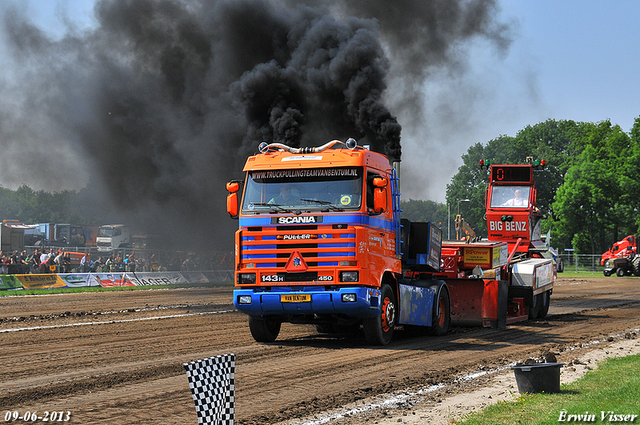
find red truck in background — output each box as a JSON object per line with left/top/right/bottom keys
{"left": 226, "top": 141, "right": 556, "bottom": 345}
{"left": 479, "top": 159, "right": 555, "bottom": 320}
{"left": 601, "top": 235, "right": 640, "bottom": 277}
{"left": 436, "top": 159, "right": 556, "bottom": 328}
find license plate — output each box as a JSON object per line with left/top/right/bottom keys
{"left": 281, "top": 294, "right": 311, "bottom": 303}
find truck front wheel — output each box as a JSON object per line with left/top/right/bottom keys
{"left": 616, "top": 268, "right": 626, "bottom": 277}
{"left": 363, "top": 284, "right": 396, "bottom": 345}
{"left": 248, "top": 316, "right": 281, "bottom": 343}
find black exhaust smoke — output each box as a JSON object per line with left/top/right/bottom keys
{"left": 0, "top": 0, "right": 509, "bottom": 249}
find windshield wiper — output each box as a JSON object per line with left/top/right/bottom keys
{"left": 300, "top": 198, "right": 344, "bottom": 211}
{"left": 250, "top": 202, "right": 294, "bottom": 213}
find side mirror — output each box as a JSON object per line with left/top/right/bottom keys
{"left": 226, "top": 182, "right": 240, "bottom": 193}
{"left": 226, "top": 181, "right": 241, "bottom": 218}
{"left": 373, "top": 177, "right": 388, "bottom": 214}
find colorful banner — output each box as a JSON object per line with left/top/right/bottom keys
{"left": 202, "top": 270, "right": 234, "bottom": 282}
{"left": 0, "top": 275, "right": 23, "bottom": 290}
{"left": 179, "top": 271, "right": 208, "bottom": 284}
{"left": 1, "top": 270, "right": 234, "bottom": 290}
{"left": 93, "top": 273, "right": 135, "bottom": 287}
{"left": 125, "top": 272, "right": 188, "bottom": 286}
{"left": 17, "top": 274, "right": 68, "bottom": 289}
{"left": 59, "top": 273, "right": 101, "bottom": 288}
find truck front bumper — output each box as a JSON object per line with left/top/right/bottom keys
{"left": 233, "top": 286, "right": 381, "bottom": 318}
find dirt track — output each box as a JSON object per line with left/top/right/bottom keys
{"left": 2, "top": 276, "right": 640, "bottom": 424}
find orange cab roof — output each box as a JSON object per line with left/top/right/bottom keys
{"left": 243, "top": 147, "right": 391, "bottom": 172}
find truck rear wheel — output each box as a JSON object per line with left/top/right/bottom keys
{"left": 428, "top": 288, "right": 450, "bottom": 336}
{"left": 363, "top": 284, "right": 396, "bottom": 346}
{"left": 248, "top": 316, "right": 281, "bottom": 343}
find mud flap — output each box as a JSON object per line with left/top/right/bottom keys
{"left": 398, "top": 282, "right": 435, "bottom": 327}
{"left": 481, "top": 279, "right": 509, "bottom": 329}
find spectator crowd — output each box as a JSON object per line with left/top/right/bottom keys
{"left": 0, "top": 249, "right": 231, "bottom": 275}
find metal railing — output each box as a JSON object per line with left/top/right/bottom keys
{"left": 559, "top": 253, "right": 606, "bottom": 273}
{"left": 22, "top": 246, "right": 234, "bottom": 273}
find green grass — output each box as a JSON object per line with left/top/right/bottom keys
{"left": 461, "top": 354, "right": 640, "bottom": 424}
{"left": 0, "top": 280, "right": 233, "bottom": 297}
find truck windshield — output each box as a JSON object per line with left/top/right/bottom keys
{"left": 242, "top": 167, "right": 363, "bottom": 213}
{"left": 490, "top": 186, "right": 531, "bottom": 208}
{"left": 98, "top": 227, "right": 121, "bottom": 237}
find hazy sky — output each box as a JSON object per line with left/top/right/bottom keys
{"left": 4, "top": 0, "right": 640, "bottom": 203}
{"left": 400, "top": 0, "right": 640, "bottom": 202}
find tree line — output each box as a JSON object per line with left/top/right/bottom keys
{"left": 439, "top": 117, "right": 640, "bottom": 254}
{"left": 0, "top": 184, "right": 116, "bottom": 228}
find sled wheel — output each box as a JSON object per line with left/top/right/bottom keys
{"left": 537, "top": 291, "right": 551, "bottom": 319}
{"left": 363, "top": 284, "right": 396, "bottom": 345}
{"left": 528, "top": 292, "right": 541, "bottom": 319}
{"left": 248, "top": 316, "right": 281, "bottom": 343}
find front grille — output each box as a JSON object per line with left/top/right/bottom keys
{"left": 276, "top": 225, "right": 317, "bottom": 231}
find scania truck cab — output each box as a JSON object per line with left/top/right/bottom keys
{"left": 227, "top": 139, "right": 448, "bottom": 345}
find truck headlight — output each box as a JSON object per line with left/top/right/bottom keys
{"left": 237, "top": 273, "right": 256, "bottom": 284}
{"left": 340, "top": 271, "right": 359, "bottom": 282}
{"left": 238, "top": 295, "right": 252, "bottom": 304}
{"left": 341, "top": 293, "right": 357, "bottom": 302}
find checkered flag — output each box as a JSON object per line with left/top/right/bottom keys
{"left": 183, "top": 354, "right": 235, "bottom": 425}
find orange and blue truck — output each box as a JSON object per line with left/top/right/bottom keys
{"left": 227, "top": 140, "right": 555, "bottom": 345}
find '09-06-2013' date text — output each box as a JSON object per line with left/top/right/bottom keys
{"left": 4, "top": 411, "right": 71, "bottom": 422}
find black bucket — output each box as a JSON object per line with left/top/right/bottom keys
{"left": 512, "top": 363, "right": 563, "bottom": 393}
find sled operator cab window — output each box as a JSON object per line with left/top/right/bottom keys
{"left": 241, "top": 167, "right": 363, "bottom": 213}
{"left": 490, "top": 186, "right": 531, "bottom": 208}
